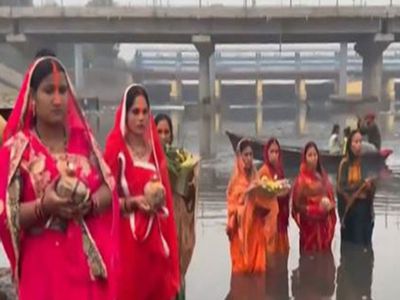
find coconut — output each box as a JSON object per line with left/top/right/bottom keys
{"left": 144, "top": 178, "right": 166, "bottom": 210}
{"left": 56, "top": 176, "right": 89, "bottom": 204}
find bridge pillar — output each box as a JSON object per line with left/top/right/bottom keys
{"left": 215, "top": 79, "right": 221, "bottom": 101}
{"left": 338, "top": 42, "right": 348, "bottom": 97}
{"left": 256, "top": 79, "right": 263, "bottom": 105}
{"left": 74, "top": 44, "right": 84, "bottom": 92}
{"left": 355, "top": 34, "right": 393, "bottom": 101}
{"left": 255, "top": 79, "right": 263, "bottom": 134}
{"left": 295, "top": 78, "right": 307, "bottom": 102}
{"left": 170, "top": 79, "right": 183, "bottom": 103}
{"left": 169, "top": 79, "right": 183, "bottom": 142}
{"left": 193, "top": 35, "right": 215, "bottom": 158}
{"left": 214, "top": 79, "right": 222, "bottom": 134}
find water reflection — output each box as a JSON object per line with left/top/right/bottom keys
{"left": 226, "top": 273, "right": 266, "bottom": 300}
{"left": 291, "top": 252, "right": 336, "bottom": 300}
{"left": 336, "top": 243, "right": 374, "bottom": 300}
{"left": 265, "top": 253, "right": 290, "bottom": 300}
{"left": 255, "top": 103, "right": 263, "bottom": 135}
{"left": 171, "top": 109, "right": 183, "bottom": 145}
{"left": 296, "top": 103, "right": 308, "bottom": 136}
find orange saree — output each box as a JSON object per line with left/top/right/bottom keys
{"left": 226, "top": 142, "right": 272, "bottom": 273}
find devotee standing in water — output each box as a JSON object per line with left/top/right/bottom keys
{"left": 226, "top": 139, "right": 276, "bottom": 273}
{"left": 258, "top": 138, "right": 289, "bottom": 255}
{"left": 337, "top": 130, "right": 376, "bottom": 249}
{"left": 155, "top": 113, "right": 199, "bottom": 300}
{"left": 292, "top": 142, "right": 336, "bottom": 254}
{"left": 0, "top": 56, "right": 119, "bottom": 300}
{"left": 104, "top": 84, "right": 180, "bottom": 299}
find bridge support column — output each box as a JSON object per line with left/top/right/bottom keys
{"left": 338, "top": 42, "right": 348, "bottom": 97}
{"left": 214, "top": 79, "right": 222, "bottom": 134}
{"left": 256, "top": 79, "right": 263, "bottom": 105}
{"left": 193, "top": 35, "right": 215, "bottom": 158}
{"left": 169, "top": 79, "right": 183, "bottom": 143}
{"left": 255, "top": 79, "right": 263, "bottom": 134}
{"left": 295, "top": 78, "right": 307, "bottom": 102}
{"left": 74, "top": 44, "right": 84, "bottom": 92}
{"left": 170, "top": 79, "right": 183, "bottom": 103}
{"left": 355, "top": 34, "right": 393, "bottom": 101}
{"left": 215, "top": 79, "right": 221, "bottom": 101}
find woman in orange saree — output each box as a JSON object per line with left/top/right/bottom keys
{"left": 104, "top": 84, "right": 180, "bottom": 300}
{"left": 226, "top": 139, "right": 272, "bottom": 273}
{"left": 258, "top": 138, "right": 289, "bottom": 254}
{"left": 292, "top": 142, "right": 336, "bottom": 254}
{"left": 0, "top": 56, "right": 119, "bottom": 300}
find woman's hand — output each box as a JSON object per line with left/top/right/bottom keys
{"left": 324, "top": 201, "right": 336, "bottom": 212}
{"left": 121, "top": 196, "right": 152, "bottom": 214}
{"left": 74, "top": 199, "right": 92, "bottom": 218}
{"left": 364, "top": 177, "right": 375, "bottom": 191}
{"left": 245, "top": 180, "right": 259, "bottom": 196}
{"left": 226, "top": 225, "right": 234, "bottom": 241}
{"left": 226, "top": 214, "right": 237, "bottom": 240}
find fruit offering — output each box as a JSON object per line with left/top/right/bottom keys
{"left": 165, "top": 146, "right": 200, "bottom": 197}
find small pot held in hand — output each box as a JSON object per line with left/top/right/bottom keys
{"left": 56, "top": 176, "right": 89, "bottom": 204}
{"left": 143, "top": 178, "right": 166, "bottom": 211}
{"left": 320, "top": 196, "right": 331, "bottom": 211}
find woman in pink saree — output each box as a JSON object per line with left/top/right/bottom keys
{"left": 104, "top": 84, "right": 180, "bottom": 300}
{"left": 0, "top": 57, "right": 119, "bottom": 300}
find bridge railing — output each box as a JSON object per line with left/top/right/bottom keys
{"left": 13, "top": 0, "right": 400, "bottom": 8}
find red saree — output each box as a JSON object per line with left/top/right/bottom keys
{"left": 292, "top": 145, "right": 336, "bottom": 254}
{"left": 0, "top": 57, "right": 119, "bottom": 300}
{"left": 103, "top": 84, "right": 180, "bottom": 300}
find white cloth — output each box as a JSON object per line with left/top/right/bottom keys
{"left": 329, "top": 133, "right": 341, "bottom": 154}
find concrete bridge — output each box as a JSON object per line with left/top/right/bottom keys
{"left": 0, "top": 6, "right": 394, "bottom": 99}
{"left": 1, "top": 6, "right": 399, "bottom": 44}
{"left": 1, "top": 5, "right": 400, "bottom": 156}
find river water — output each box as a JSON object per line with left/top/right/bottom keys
{"left": 2, "top": 100, "right": 400, "bottom": 299}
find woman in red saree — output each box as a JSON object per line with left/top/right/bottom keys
{"left": 226, "top": 139, "right": 273, "bottom": 273}
{"left": 0, "top": 57, "right": 119, "bottom": 300}
{"left": 104, "top": 84, "right": 180, "bottom": 299}
{"left": 258, "top": 138, "right": 289, "bottom": 254}
{"left": 292, "top": 142, "right": 336, "bottom": 254}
